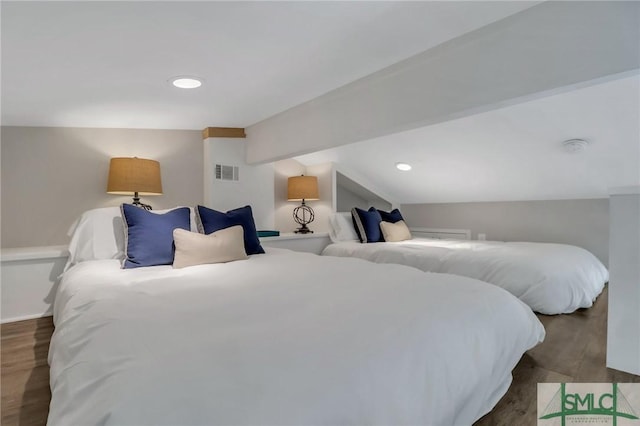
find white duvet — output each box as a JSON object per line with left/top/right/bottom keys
{"left": 322, "top": 239, "right": 608, "bottom": 315}
{"left": 49, "top": 248, "right": 544, "bottom": 426}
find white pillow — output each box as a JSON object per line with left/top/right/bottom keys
{"left": 328, "top": 212, "right": 359, "bottom": 243}
{"left": 173, "top": 226, "right": 248, "bottom": 269}
{"left": 66, "top": 207, "right": 125, "bottom": 269}
{"left": 66, "top": 205, "right": 198, "bottom": 270}
{"left": 379, "top": 220, "right": 412, "bottom": 242}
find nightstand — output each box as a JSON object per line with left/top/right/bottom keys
{"left": 259, "top": 233, "right": 331, "bottom": 255}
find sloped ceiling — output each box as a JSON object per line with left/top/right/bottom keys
{"left": 296, "top": 74, "right": 640, "bottom": 203}
{"left": 0, "top": 1, "right": 538, "bottom": 129}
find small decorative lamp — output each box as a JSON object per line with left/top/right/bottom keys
{"left": 107, "top": 157, "right": 163, "bottom": 210}
{"left": 287, "top": 175, "right": 319, "bottom": 234}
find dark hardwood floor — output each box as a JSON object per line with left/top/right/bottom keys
{"left": 1, "top": 316, "right": 53, "bottom": 426}
{"left": 475, "top": 286, "right": 640, "bottom": 426}
{"left": 1, "top": 286, "right": 637, "bottom": 426}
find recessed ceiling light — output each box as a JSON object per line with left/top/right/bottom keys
{"left": 169, "top": 76, "right": 203, "bottom": 89}
{"left": 396, "top": 162, "right": 412, "bottom": 171}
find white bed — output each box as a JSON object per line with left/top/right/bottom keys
{"left": 48, "top": 247, "right": 544, "bottom": 425}
{"left": 322, "top": 237, "right": 608, "bottom": 315}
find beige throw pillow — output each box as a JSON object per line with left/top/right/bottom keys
{"left": 379, "top": 220, "right": 412, "bottom": 242}
{"left": 173, "top": 225, "right": 248, "bottom": 269}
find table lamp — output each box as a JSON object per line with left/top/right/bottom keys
{"left": 107, "top": 157, "right": 163, "bottom": 210}
{"left": 287, "top": 175, "right": 319, "bottom": 234}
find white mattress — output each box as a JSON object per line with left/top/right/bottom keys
{"left": 48, "top": 248, "right": 544, "bottom": 426}
{"left": 322, "top": 238, "right": 608, "bottom": 314}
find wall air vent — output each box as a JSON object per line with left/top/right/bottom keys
{"left": 215, "top": 164, "right": 239, "bottom": 181}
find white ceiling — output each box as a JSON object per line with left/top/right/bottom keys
{"left": 1, "top": 1, "right": 539, "bottom": 129}
{"left": 3, "top": 1, "right": 637, "bottom": 205}
{"left": 296, "top": 74, "right": 640, "bottom": 203}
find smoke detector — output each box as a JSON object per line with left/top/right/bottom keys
{"left": 562, "top": 138, "right": 590, "bottom": 153}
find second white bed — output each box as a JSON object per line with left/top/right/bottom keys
{"left": 322, "top": 238, "right": 608, "bottom": 314}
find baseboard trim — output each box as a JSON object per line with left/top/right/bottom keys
{"left": 1, "top": 312, "right": 53, "bottom": 325}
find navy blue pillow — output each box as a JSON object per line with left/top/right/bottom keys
{"left": 196, "top": 205, "right": 265, "bottom": 255}
{"left": 351, "top": 207, "right": 384, "bottom": 243}
{"left": 378, "top": 208, "right": 404, "bottom": 223}
{"left": 121, "top": 204, "right": 191, "bottom": 269}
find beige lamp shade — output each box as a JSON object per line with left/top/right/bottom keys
{"left": 107, "top": 157, "right": 163, "bottom": 195}
{"left": 287, "top": 175, "right": 319, "bottom": 201}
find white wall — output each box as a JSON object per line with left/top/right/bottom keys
{"left": 335, "top": 171, "right": 392, "bottom": 212}
{"left": 203, "top": 137, "right": 274, "bottom": 230}
{"left": 1, "top": 126, "right": 204, "bottom": 248}
{"left": 330, "top": 164, "right": 398, "bottom": 210}
{"left": 607, "top": 189, "right": 640, "bottom": 375}
{"left": 401, "top": 199, "right": 610, "bottom": 265}
{"left": 336, "top": 183, "right": 394, "bottom": 212}
{"left": 337, "top": 186, "right": 367, "bottom": 212}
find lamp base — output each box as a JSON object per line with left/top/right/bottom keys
{"left": 132, "top": 193, "right": 153, "bottom": 211}
{"left": 293, "top": 202, "right": 314, "bottom": 234}
{"left": 294, "top": 224, "right": 314, "bottom": 234}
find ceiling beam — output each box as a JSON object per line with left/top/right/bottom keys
{"left": 246, "top": 1, "right": 639, "bottom": 164}
{"left": 202, "top": 127, "right": 246, "bottom": 140}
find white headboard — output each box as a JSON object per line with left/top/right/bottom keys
{"left": 409, "top": 227, "right": 471, "bottom": 240}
